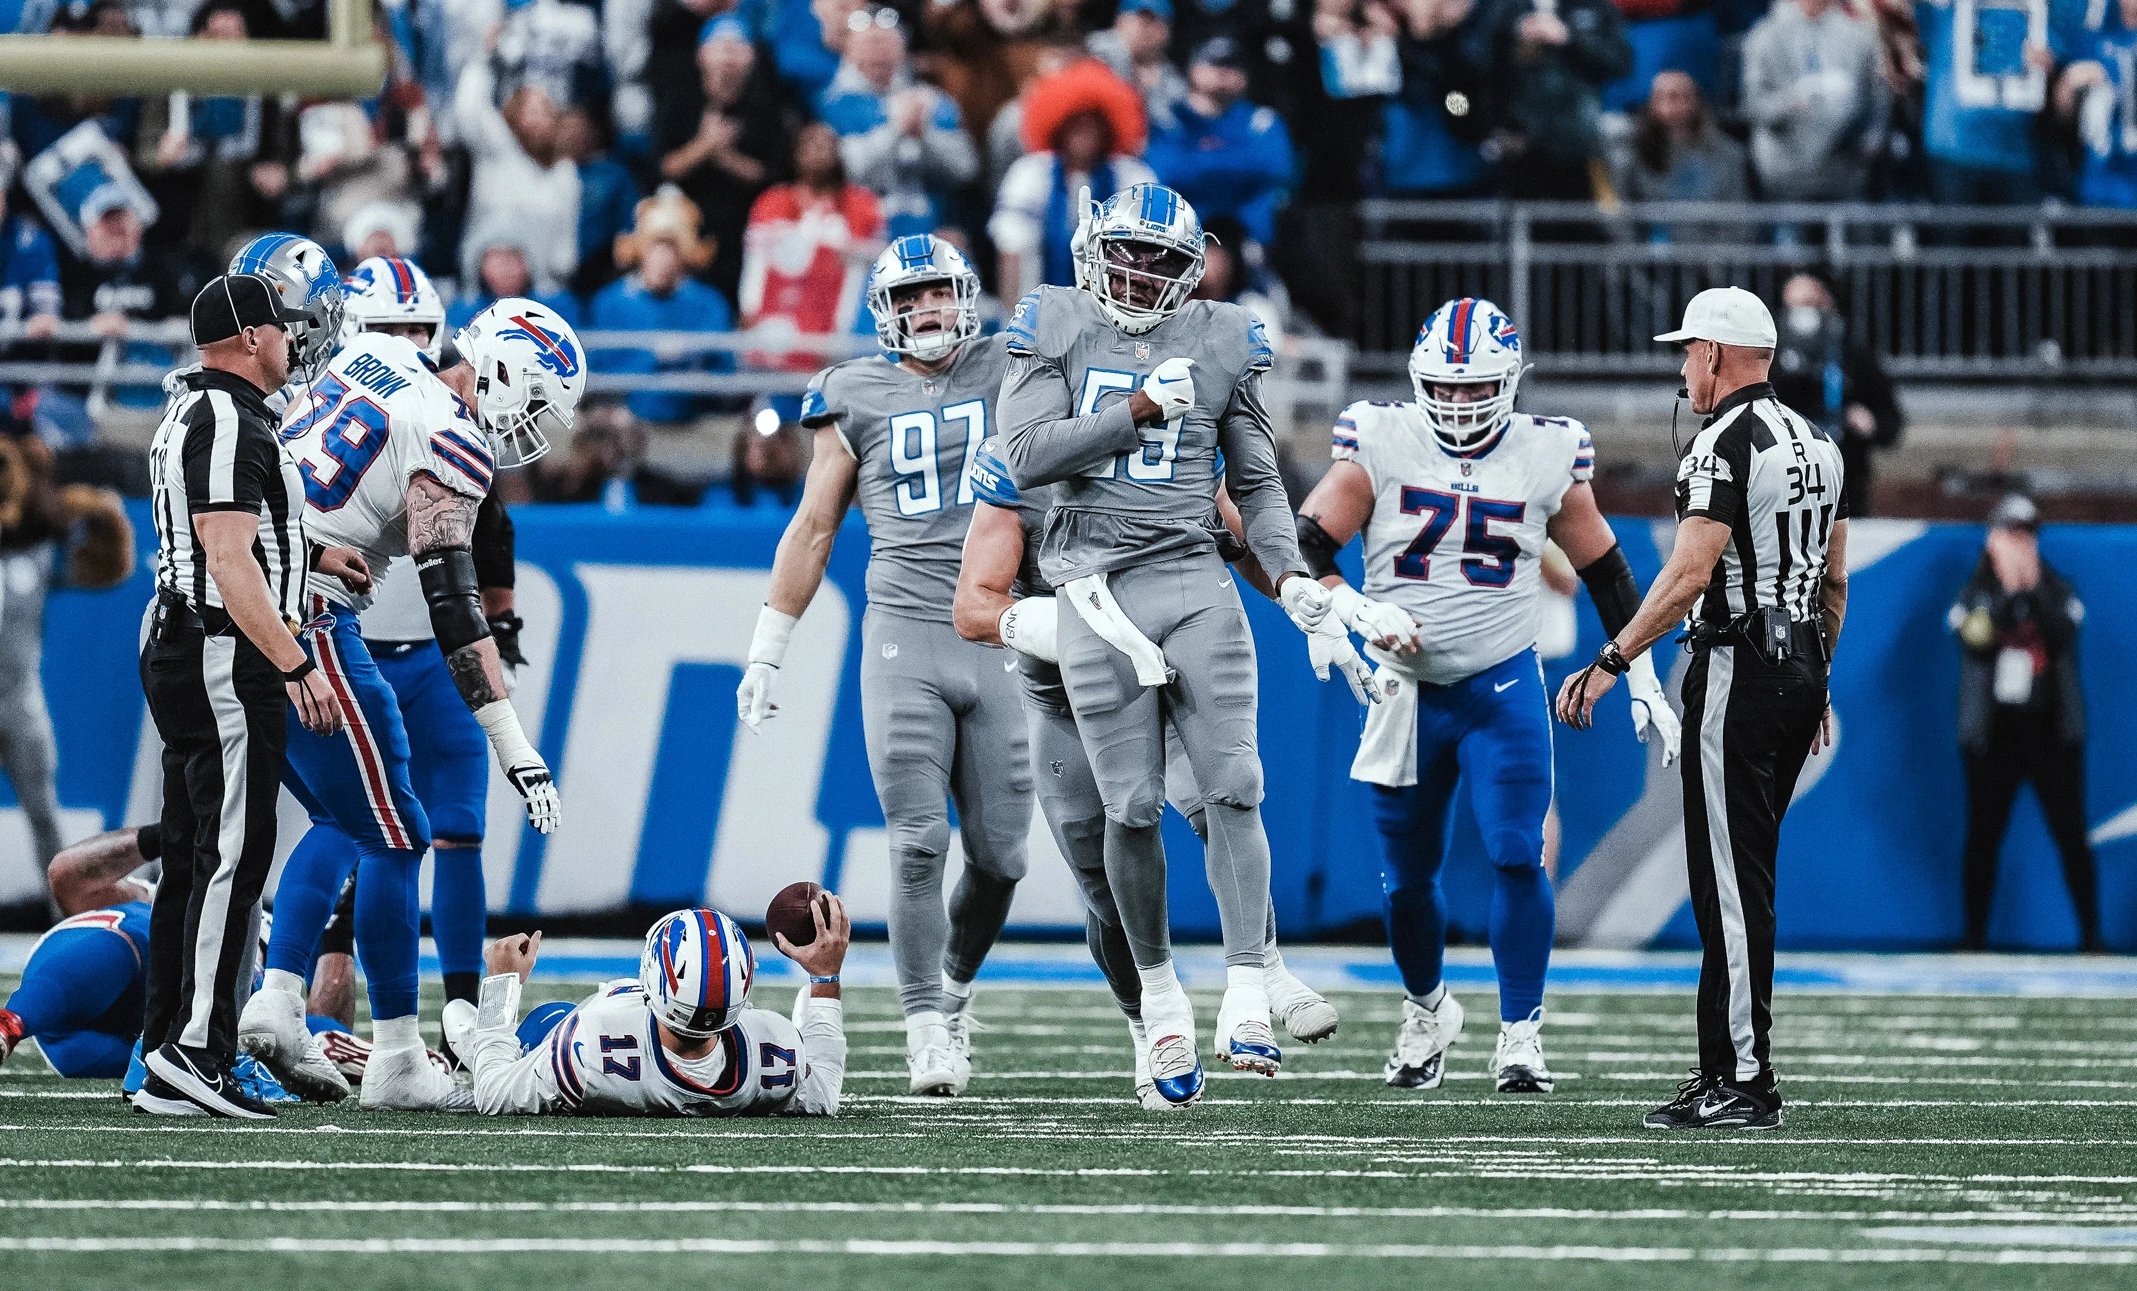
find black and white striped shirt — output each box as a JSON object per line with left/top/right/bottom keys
{"left": 148, "top": 366, "right": 307, "bottom": 623}
{"left": 1675, "top": 382, "right": 1849, "bottom": 627}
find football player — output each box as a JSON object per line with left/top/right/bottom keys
{"left": 994, "top": 182, "right": 1334, "bottom": 1103}
{"left": 736, "top": 236, "right": 1031, "bottom": 1097}
{"left": 954, "top": 438, "right": 1346, "bottom": 1110}
{"left": 237, "top": 244, "right": 577, "bottom": 1111}
{"left": 445, "top": 899, "right": 850, "bottom": 1117}
{"left": 1294, "top": 297, "right": 1682, "bottom": 1094}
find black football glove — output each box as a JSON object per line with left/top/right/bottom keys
{"left": 487, "top": 610, "right": 527, "bottom": 670}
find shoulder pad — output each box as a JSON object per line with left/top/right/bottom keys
{"left": 799, "top": 368, "right": 836, "bottom": 427}
{"left": 1246, "top": 313, "right": 1273, "bottom": 373}
{"left": 1004, "top": 289, "right": 1045, "bottom": 356}
{"left": 967, "top": 436, "right": 1019, "bottom": 506}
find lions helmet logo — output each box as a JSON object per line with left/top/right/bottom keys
{"left": 499, "top": 314, "right": 581, "bottom": 379}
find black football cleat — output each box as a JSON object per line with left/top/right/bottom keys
{"left": 145, "top": 1043, "right": 277, "bottom": 1119}
{"left": 1643, "top": 1070, "right": 1781, "bottom": 1130}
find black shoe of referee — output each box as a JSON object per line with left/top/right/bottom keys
{"left": 144, "top": 1043, "right": 277, "bottom": 1119}
{"left": 1642, "top": 1070, "right": 1781, "bottom": 1130}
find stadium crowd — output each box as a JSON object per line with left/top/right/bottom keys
{"left": 0, "top": 0, "right": 2126, "bottom": 451}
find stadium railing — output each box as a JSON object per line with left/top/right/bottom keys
{"left": 1355, "top": 200, "right": 2137, "bottom": 381}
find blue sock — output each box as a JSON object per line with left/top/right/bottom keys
{"left": 1490, "top": 863, "right": 1555, "bottom": 1022}
{"left": 305, "top": 1015, "right": 351, "bottom": 1036}
{"left": 356, "top": 845, "right": 426, "bottom": 1020}
{"left": 39, "top": 1029, "right": 136, "bottom": 1079}
{"left": 429, "top": 843, "right": 487, "bottom": 980}
{"left": 8, "top": 930, "right": 137, "bottom": 1036}
{"left": 264, "top": 823, "right": 361, "bottom": 981}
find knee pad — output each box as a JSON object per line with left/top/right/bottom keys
{"left": 890, "top": 817, "right": 952, "bottom": 880}
{"left": 1481, "top": 826, "right": 1547, "bottom": 875}
{"left": 1191, "top": 749, "right": 1263, "bottom": 811}
{"left": 1103, "top": 781, "right": 1166, "bottom": 830}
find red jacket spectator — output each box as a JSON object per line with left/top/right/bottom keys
{"left": 739, "top": 122, "right": 885, "bottom": 372}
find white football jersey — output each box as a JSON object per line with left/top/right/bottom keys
{"left": 279, "top": 332, "right": 494, "bottom": 610}
{"left": 472, "top": 980, "right": 846, "bottom": 1118}
{"left": 357, "top": 552, "right": 434, "bottom": 641}
{"left": 1334, "top": 402, "right": 1594, "bottom": 686}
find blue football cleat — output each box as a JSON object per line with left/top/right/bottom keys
{"left": 233, "top": 1052, "right": 302, "bottom": 1104}
{"left": 123, "top": 1038, "right": 147, "bottom": 1097}
{"left": 1147, "top": 1032, "right": 1204, "bottom": 1109}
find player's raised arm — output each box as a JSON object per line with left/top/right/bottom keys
{"left": 458, "top": 932, "right": 567, "bottom": 1116}
{"left": 1548, "top": 478, "right": 1681, "bottom": 763}
{"left": 737, "top": 396, "right": 861, "bottom": 731}
{"left": 994, "top": 292, "right": 1146, "bottom": 488}
{"left": 775, "top": 892, "right": 852, "bottom": 1117}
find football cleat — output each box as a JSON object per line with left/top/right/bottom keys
{"left": 1146, "top": 1030, "right": 1204, "bottom": 1108}
{"left": 359, "top": 1042, "right": 474, "bottom": 1112}
{"left": 907, "top": 1042, "right": 964, "bottom": 1097}
{"left": 317, "top": 1028, "right": 372, "bottom": 1083}
{"left": 1127, "top": 1017, "right": 1168, "bottom": 1111}
{"left": 1265, "top": 962, "right": 1338, "bottom": 1044}
{"left": 1215, "top": 984, "right": 1281, "bottom": 1075}
{"left": 0, "top": 1007, "right": 22, "bottom": 1065}
{"left": 1490, "top": 1006, "right": 1554, "bottom": 1094}
{"left": 232, "top": 1052, "right": 302, "bottom": 1104}
{"left": 238, "top": 988, "right": 350, "bottom": 1102}
{"left": 945, "top": 991, "right": 981, "bottom": 1067}
{"left": 144, "top": 1043, "right": 277, "bottom": 1119}
{"left": 1643, "top": 1071, "right": 1782, "bottom": 1130}
{"left": 123, "top": 1038, "right": 147, "bottom": 1097}
{"left": 1385, "top": 991, "right": 1465, "bottom": 1090}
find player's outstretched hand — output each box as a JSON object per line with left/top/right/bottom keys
{"left": 737, "top": 661, "right": 778, "bottom": 731}
{"left": 1141, "top": 358, "right": 1196, "bottom": 421}
{"left": 1624, "top": 654, "right": 1681, "bottom": 766}
{"left": 1308, "top": 621, "right": 1379, "bottom": 706}
{"left": 484, "top": 930, "right": 541, "bottom": 982}
{"left": 506, "top": 762, "right": 561, "bottom": 834}
{"left": 775, "top": 891, "right": 850, "bottom": 980}
{"left": 316, "top": 545, "right": 372, "bottom": 597}
{"left": 1277, "top": 574, "right": 1332, "bottom": 632}
{"left": 1349, "top": 598, "right": 1423, "bottom": 654}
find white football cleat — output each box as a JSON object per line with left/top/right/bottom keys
{"left": 1214, "top": 982, "right": 1281, "bottom": 1075}
{"left": 1139, "top": 986, "right": 1204, "bottom": 1109}
{"left": 1490, "top": 1006, "right": 1554, "bottom": 1093}
{"left": 945, "top": 991, "right": 981, "bottom": 1067}
{"left": 1265, "top": 959, "right": 1338, "bottom": 1043}
{"left": 1385, "top": 991, "right": 1465, "bottom": 1090}
{"left": 907, "top": 1042, "right": 964, "bottom": 1096}
{"left": 358, "top": 1042, "right": 474, "bottom": 1112}
{"left": 237, "top": 987, "right": 349, "bottom": 1102}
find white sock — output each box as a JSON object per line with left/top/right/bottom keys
{"left": 1263, "top": 944, "right": 1290, "bottom": 979}
{"left": 941, "top": 974, "right": 973, "bottom": 1007}
{"left": 263, "top": 968, "right": 306, "bottom": 1000}
{"left": 1226, "top": 964, "right": 1269, "bottom": 1005}
{"left": 1127, "top": 1016, "right": 1147, "bottom": 1048}
{"left": 1409, "top": 984, "right": 1448, "bottom": 1011}
{"left": 373, "top": 1014, "right": 422, "bottom": 1052}
{"left": 905, "top": 1009, "right": 947, "bottom": 1054}
{"left": 1136, "top": 961, "right": 1183, "bottom": 1000}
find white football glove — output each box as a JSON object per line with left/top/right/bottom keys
{"left": 1277, "top": 574, "right": 1333, "bottom": 632}
{"left": 999, "top": 596, "right": 1059, "bottom": 663}
{"left": 1625, "top": 651, "right": 1681, "bottom": 767}
{"left": 737, "top": 605, "right": 797, "bottom": 731}
{"left": 1328, "top": 582, "right": 1422, "bottom": 652}
{"left": 1308, "top": 620, "right": 1378, "bottom": 706}
{"left": 1141, "top": 357, "right": 1195, "bottom": 421}
{"left": 474, "top": 701, "right": 561, "bottom": 834}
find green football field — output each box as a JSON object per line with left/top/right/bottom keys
{"left": 3, "top": 975, "right": 2135, "bottom": 1290}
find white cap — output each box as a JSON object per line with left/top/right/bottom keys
{"left": 1654, "top": 286, "right": 1777, "bottom": 348}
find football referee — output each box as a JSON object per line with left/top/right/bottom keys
{"left": 136, "top": 273, "right": 354, "bottom": 1118}
{"left": 1555, "top": 287, "right": 1849, "bottom": 1131}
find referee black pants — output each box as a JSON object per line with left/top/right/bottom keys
{"left": 1679, "top": 643, "right": 1826, "bottom": 1088}
{"left": 140, "top": 615, "right": 287, "bottom": 1060}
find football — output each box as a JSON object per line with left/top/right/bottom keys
{"left": 764, "top": 881, "right": 828, "bottom": 948}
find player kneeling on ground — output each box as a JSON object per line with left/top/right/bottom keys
{"left": 446, "top": 895, "right": 851, "bottom": 1116}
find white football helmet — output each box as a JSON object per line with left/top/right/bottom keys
{"left": 1408, "top": 297, "right": 1528, "bottom": 456}
{"left": 455, "top": 299, "right": 585, "bottom": 468}
{"left": 228, "top": 232, "right": 344, "bottom": 382}
{"left": 866, "top": 234, "right": 980, "bottom": 362}
{"left": 342, "top": 256, "right": 446, "bottom": 359}
{"left": 639, "top": 908, "right": 755, "bottom": 1038}
{"left": 1078, "top": 182, "right": 1205, "bottom": 335}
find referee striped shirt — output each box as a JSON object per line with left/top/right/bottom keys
{"left": 1674, "top": 382, "right": 1849, "bottom": 626}
{"left": 148, "top": 367, "right": 306, "bottom": 623}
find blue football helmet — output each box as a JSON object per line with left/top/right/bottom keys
{"left": 866, "top": 235, "right": 981, "bottom": 362}
{"left": 1409, "top": 297, "right": 1528, "bottom": 456}
{"left": 229, "top": 233, "right": 344, "bottom": 382}
{"left": 1077, "top": 182, "right": 1205, "bottom": 336}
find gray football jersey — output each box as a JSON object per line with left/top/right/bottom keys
{"left": 801, "top": 335, "right": 1011, "bottom": 621}
{"left": 995, "top": 287, "right": 1305, "bottom": 587}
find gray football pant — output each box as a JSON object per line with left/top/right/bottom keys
{"left": 0, "top": 671, "right": 65, "bottom": 892}
{"left": 860, "top": 610, "right": 1034, "bottom": 1017}
{"left": 1028, "top": 698, "right": 1281, "bottom": 1018}
{"left": 1055, "top": 551, "right": 1273, "bottom": 971}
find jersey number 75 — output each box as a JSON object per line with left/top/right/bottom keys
{"left": 1396, "top": 488, "right": 1526, "bottom": 588}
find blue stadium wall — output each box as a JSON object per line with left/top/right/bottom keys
{"left": 10, "top": 502, "right": 2133, "bottom": 952}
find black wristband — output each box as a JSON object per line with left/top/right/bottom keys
{"left": 283, "top": 658, "right": 317, "bottom": 684}
{"left": 1595, "top": 641, "right": 1628, "bottom": 676}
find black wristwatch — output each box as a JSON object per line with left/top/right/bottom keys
{"left": 1594, "top": 640, "right": 1628, "bottom": 676}
{"left": 283, "top": 658, "right": 317, "bottom": 683}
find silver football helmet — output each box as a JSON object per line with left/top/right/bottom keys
{"left": 865, "top": 235, "right": 981, "bottom": 362}
{"left": 1076, "top": 182, "right": 1205, "bottom": 335}
{"left": 228, "top": 233, "right": 345, "bottom": 382}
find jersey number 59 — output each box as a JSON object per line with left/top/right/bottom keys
{"left": 281, "top": 374, "right": 392, "bottom": 512}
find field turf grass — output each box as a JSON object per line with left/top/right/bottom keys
{"left": 2, "top": 977, "right": 2135, "bottom": 1289}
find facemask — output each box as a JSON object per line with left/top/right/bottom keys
{"left": 1785, "top": 305, "right": 1826, "bottom": 337}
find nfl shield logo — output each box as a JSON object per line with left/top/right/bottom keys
{"left": 1460, "top": 461, "right": 1474, "bottom": 476}
{"left": 1135, "top": 342, "right": 1150, "bottom": 359}
{"left": 923, "top": 379, "right": 936, "bottom": 394}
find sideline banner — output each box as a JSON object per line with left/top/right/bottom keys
{"left": 10, "top": 505, "right": 2131, "bottom": 952}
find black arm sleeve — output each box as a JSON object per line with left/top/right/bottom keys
{"left": 418, "top": 546, "right": 492, "bottom": 654}
{"left": 135, "top": 823, "right": 162, "bottom": 863}
{"left": 1295, "top": 513, "right": 1344, "bottom": 580}
{"left": 1576, "top": 543, "right": 1642, "bottom": 640}
{"left": 472, "top": 493, "right": 516, "bottom": 591}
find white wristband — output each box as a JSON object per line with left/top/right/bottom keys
{"left": 1326, "top": 582, "right": 1369, "bottom": 630}
{"left": 477, "top": 972, "right": 523, "bottom": 1033}
{"left": 474, "top": 700, "right": 540, "bottom": 770}
{"left": 749, "top": 605, "right": 799, "bottom": 668}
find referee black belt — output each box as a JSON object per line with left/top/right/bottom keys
{"left": 1684, "top": 610, "right": 1826, "bottom": 665}
{"left": 155, "top": 590, "right": 236, "bottom": 638}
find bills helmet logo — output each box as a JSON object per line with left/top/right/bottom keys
{"left": 500, "top": 315, "right": 581, "bottom": 379}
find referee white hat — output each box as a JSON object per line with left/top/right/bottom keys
{"left": 1654, "top": 286, "right": 1777, "bottom": 348}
